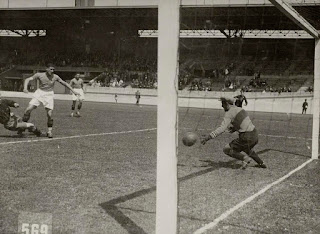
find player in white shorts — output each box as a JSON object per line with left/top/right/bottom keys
{"left": 21, "top": 63, "right": 80, "bottom": 138}
{"left": 70, "top": 73, "right": 85, "bottom": 117}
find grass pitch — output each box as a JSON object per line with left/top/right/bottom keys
{"left": 0, "top": 97, "right": 319, "bottom": 234}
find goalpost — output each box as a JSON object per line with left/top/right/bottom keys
{"left": 312, "top": 38, "right": 320, "bottom": 159}
{"left": 268, "top": 0, "right": 320, "bottom": 160}
{"left": 156, "top": 0, "right": 180, "bottom": 234}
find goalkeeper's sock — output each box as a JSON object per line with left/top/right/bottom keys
{"left": 248, "top": 151, "right": 264, "bottom": 165}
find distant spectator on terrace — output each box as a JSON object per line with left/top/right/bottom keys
{"left": 306, "top": 86, "right": 313, "bottom": 93}
{"left": 118, "top": 79, "right": 124, "bottom": 87}
{"left": 111, "top": 78, "right": 118, "bottom": 87}
{"left": 153, "top": 81, "right": 158, "bottom": 89}
{"left": 224, "top": 67, "right": 230, "bottom": 79}
{"left": 224, "top": 77, "right": 231, "bottom": 89}
{"left": 254, "top": 71, "right": 260, "bottom": 80}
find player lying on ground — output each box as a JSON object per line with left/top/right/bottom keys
{"left": 201, "top": 97, "right": 267, "bottom": 169}
{"left": 0, "top": 97, "right": 43, "bottom": 137}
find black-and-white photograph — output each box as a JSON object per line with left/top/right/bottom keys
{"left": 0, "top": 0, "right": 319, "bottom": 233}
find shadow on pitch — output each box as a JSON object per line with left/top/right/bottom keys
{"left": 99, "top": 148, "right": 271, "bottom": 234}
{"left": 0, "top": 134, "right": 32, "bottom": 138}
{"left": 198, "top": 159, "right": 242, "bottom": 169}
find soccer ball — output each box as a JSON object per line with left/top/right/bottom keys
{"left": 182, "top": 132, "right": 198, "bottom": 147}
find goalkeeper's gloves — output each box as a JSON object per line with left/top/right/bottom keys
{"left": 200, "top": 134, "right": 212, "bottom": 145}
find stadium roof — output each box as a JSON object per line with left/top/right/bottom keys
{"left": 0, "top": 0, "right": 319, "bottom": 9}
{"left": 0, "top": 2, "right": 319, "bottom": 35}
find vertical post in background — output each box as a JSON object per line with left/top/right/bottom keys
{"left": 156, "top": 0, "right": 180, "bottom": 234}
{"left": 312, "top": 39, "right": 320, "bottom": 159}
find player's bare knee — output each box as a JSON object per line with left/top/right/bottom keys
{"left": 46, "top": 109, "right": 53, "bottom": 118}
{"left": 26, "top": 105, "right": 36, "bottom": 113}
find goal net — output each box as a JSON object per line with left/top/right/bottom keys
{"left": 157, "top": 0, "right": 319, "bottom": 233}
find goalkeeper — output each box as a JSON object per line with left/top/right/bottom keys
{"left": 201, "top": 97, "right": 266, "bottom": 169}
{"left": 0, "top": 96, "right": 43, "bottom": 137}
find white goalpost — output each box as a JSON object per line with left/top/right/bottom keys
{"left": 156, "top": 0, "right": 180, "bottom": 234}
{"left": 268, "top": 0, "right": 320, "bottom": 159}
{"left": 312, "top": 39, "right": 320, "bottom": 159}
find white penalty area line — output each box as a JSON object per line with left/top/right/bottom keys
{"left": 258, "top": 133, "right": 312, "bottom": 141}
{"left": 0, "top": 128, "right": 157, "bottom": 145}
{"left": 193, "top": 158, "right": 315, "bottom": 234}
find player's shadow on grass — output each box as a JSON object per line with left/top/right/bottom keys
{"left": 199, "top": 159, "right": 241, "bottom": 169}
{"left": 0, "top": 134, "right": 27, "bottom": 138}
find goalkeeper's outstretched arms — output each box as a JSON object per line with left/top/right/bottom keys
{"left": 200, "top": 117, "right": 231, "bottom": 145}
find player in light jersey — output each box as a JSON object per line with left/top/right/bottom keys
{"left": 21, "top": 64, "right": 80, "bottom": 138}
{"left": 201, "top": 97, "right": 266, "bottom": 169}
{"left": 70, "top": 73, "right": 85, "bottom": 117}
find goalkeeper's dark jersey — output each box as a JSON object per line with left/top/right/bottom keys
{"left": 0, "top": 99, "right": 16, "bottom": 124}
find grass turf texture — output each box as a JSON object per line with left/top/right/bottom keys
{"left": 0, "top": 98, "right": 319, "bottom": 234}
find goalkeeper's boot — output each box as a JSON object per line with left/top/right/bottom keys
{"left": 71, "top": 112, "right": 74, "bottom": 117}
{"left": 47, "top": 132, "right": 53, "bottom": 138}
{"left": 241, "top": 156, "right": 252, "bottom": 170}
{"left": 258, "top": 163, "right": 267, "bottom": 169}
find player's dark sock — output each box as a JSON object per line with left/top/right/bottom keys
{"left": 47, "top": 118, "right": 53, "bottom": 128}
{"left": 29, "top": 127, "right": 42, "bottom": 137}
{"left": 258, "top": 163, "right": 267, "bottom": 168}
{"left": 248, "top": 151, "right": 264, "bottom": 165}
{"left": 77, "top": 102, "right": 82, "bottom": 110}
{"left": 22, "top": 113, "right": 31, "bottom": 122}
{"left": 72, "top": 101, "right": 76, "bottom": 110}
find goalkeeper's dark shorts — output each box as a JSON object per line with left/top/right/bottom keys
{"left": 230, "top": 128, "right": 258, "bottom": 154}
{"left": 4, "top": 114, "right": 22, "bottom": 131}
